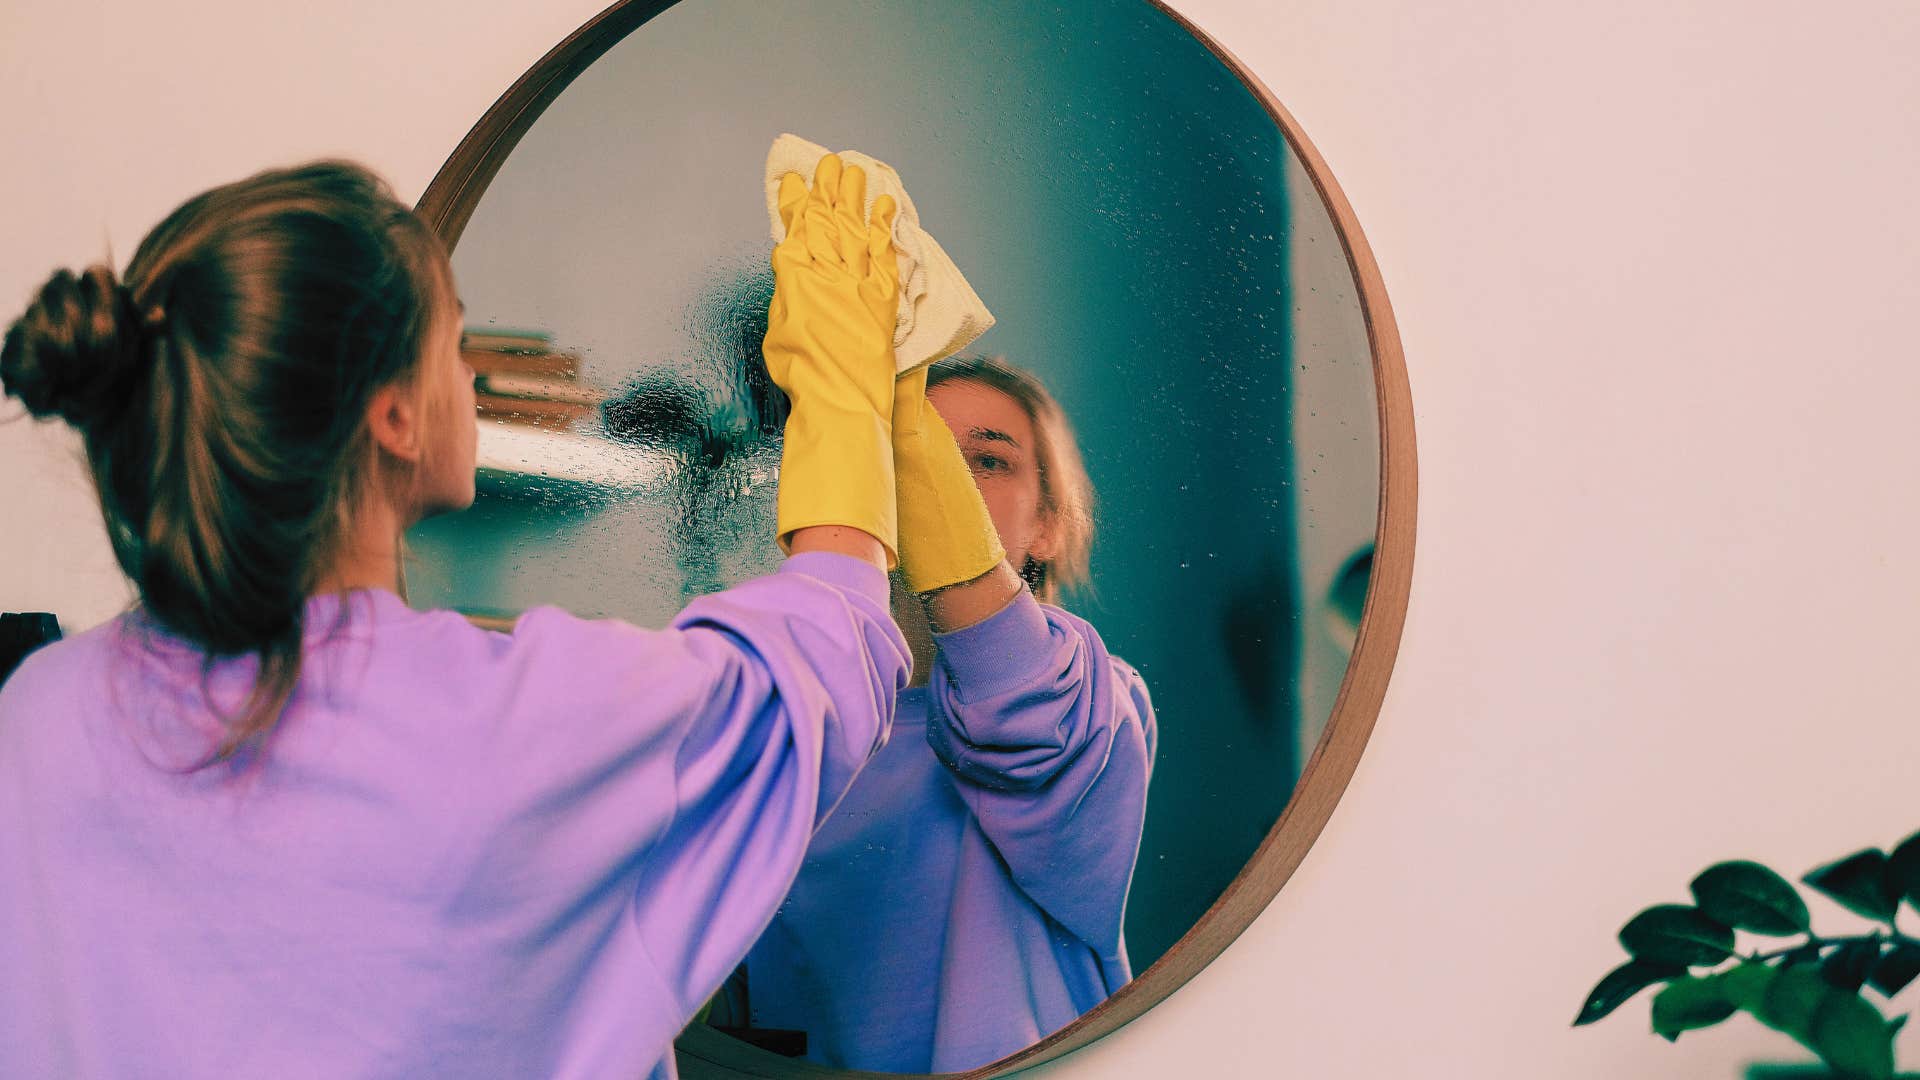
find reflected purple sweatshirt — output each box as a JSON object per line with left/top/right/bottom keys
{"left": 743, "top": 590, "right": 1157, "bottom": 1073}
{"left": 0, "top": 553, "right": 907, "bottom": 1080}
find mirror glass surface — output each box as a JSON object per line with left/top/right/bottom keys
{"left": 407, "top": 0, "right": 1380, "bottom": 1071}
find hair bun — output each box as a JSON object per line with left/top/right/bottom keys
{"left": 1, "top": 264, "right": 145, "bottom": 431}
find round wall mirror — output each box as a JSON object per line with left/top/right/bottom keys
{"left": 410, "top": 1, "right": 1415, "bottom": 1075}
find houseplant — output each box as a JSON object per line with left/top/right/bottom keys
{"left": 1575, "top": 830, "right": 1920, "bottom": 1079}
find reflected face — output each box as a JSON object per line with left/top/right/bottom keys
{"left": 413, "top": 274, "right": 479, "bottom": 517}
{"left": 928, "top": 378, "right": 1053, "bottom": 575}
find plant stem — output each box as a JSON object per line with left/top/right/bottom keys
{"left": 1746, "top": 930, "right": 1920, "bottom": 965}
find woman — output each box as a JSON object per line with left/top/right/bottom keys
{"left": 0, "top": 156, "right": 909, "bottom": 1079}
{"left": 731, "top": 355, "right": 1158, "bottom": 1073}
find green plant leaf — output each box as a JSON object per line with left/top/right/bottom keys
{"left": 1692, "top": 860, "right": 1812, "bottom": 935}
{"left": 1619, "top": 904, "right": 1737, "bottom": 967}
{"left": 1887, "top": 831, "right": 1920, "bottom": 911}
{"left": 1573, "top": 959, "right": 1688, "bottom": 1026}
{"left": 1822, "top": 939, "right": 1882, "bottom": 993}
{"left": 1651, "top": 974, "right": 1739, "bottom": 1042}
{"left": 1757, "top": 966, "right": 1832, "bottom": 1036}
{"left": 1805, "top": 850, "right": 1901, "bottom": 924}
{"left": 1869, "top": 944, "right": 1920, "bottom": 998}
{"left": 1722, "top": 960, "right": 1783, "bottom": 1009}
{"left": 1809, "top": 990, "right": 1896, "bottom": 1080}
{"left": 1749, "top": 967, "right": 1896, "bottom": 1080}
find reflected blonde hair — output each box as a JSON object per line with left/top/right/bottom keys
{"left": 926, "top": 355, "right": 1094, "bottom": 605}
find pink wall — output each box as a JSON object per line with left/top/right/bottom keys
{"left": 4, "top": 1, "right": 1918, "bottom": 1075}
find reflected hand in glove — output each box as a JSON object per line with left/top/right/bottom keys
{"left": 892, "top": 363, "right": 1007, "bottom": 594}
{"left": 765, "top": 153, "right": 901, "bottom": 562}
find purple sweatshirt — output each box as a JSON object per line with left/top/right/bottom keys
{"left": 741, "top": 589, "right": 1157, "bottom": 1073}
{"left": 0, "top": 553, "right": 907, "bottom": 1080}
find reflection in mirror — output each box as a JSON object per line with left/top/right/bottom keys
{"left": 407, "top": 0, "right": 1380, "bottom": 1072}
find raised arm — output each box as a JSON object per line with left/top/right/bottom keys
{"left": 923, "top": 590, "right": 1156, "bottom": 970}
{"left": 633, "top": 153, "right": 911, "bottom": 1015}
{"left": 625, "top": 553, "right": 909, "bottom": 1014}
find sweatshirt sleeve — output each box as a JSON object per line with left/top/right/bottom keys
{"left": 613, "top": 552, "right": 909, "bottom": 1012}
{"left": 923, "top": 589, "right": 1156, "bottom": 965}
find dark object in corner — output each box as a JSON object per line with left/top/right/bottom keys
{"left": 0, "top": 613, "right": 62, "bottom": 688}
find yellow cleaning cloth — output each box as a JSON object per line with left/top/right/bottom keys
{"left": 764, "top": 133, "right": 994, "bottom": 375}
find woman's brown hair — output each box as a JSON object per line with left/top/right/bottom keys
{"left": 926, "top": 354, "right": 1096, "bottom": 605}
{"left": 0, "top": 161, "right": 448, "bottom": 763}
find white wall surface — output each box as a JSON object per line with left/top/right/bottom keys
{"left": 4, "top": 2, "right": 1918, "bottom": 1077}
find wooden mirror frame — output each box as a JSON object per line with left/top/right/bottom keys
{"left": 417, "top": 1, "right": 1416, "bottom": 1075}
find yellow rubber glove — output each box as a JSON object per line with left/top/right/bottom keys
{"left": 764, "top": 154, "right": 902, "bottom": 562}
{"left": 892, "top": 363, "right": 1007, "bottom": 594}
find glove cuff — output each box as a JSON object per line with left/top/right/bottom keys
{"left": 894, "top": 422, "right": 1007, "bottom": 594}
{"left": 776, "top": 402, "right": 899, "bottom": 567}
